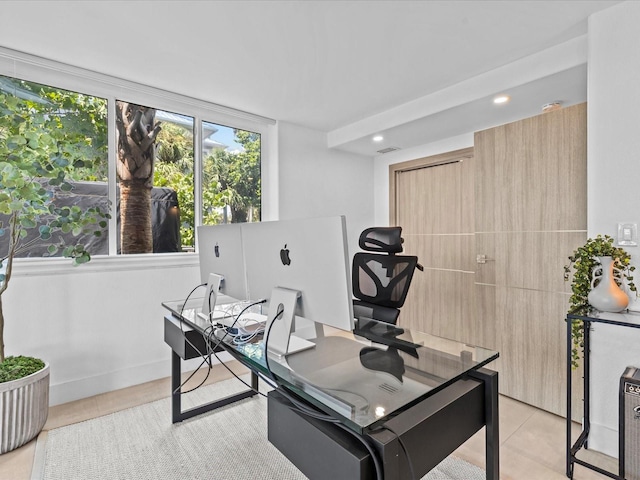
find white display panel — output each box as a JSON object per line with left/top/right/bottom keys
{"left": 241, "top": 216, "right": 354, "bottom": 333}
{"left": 197, "top": 224, "right": 248, "bottom": 301}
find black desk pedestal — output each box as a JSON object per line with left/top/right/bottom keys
{"left": 268, "top": 368, "right": 499, "bottom": 480}
{"left": 268, "top": 389, "right": 375, "bottom": 480}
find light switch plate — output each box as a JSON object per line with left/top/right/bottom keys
{"left": 617, "top": 222, "right": 638, "bottom": 246}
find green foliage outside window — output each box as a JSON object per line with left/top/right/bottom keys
{"left": 155, "top": 122, "right": 261, "bottom": 247}
{"left": 1, "top": 75, "right": 262, "bottom": 255}
{"left": 0, "top": 85, "right": 109, "bottom": 262}
{"left": 3, "top": 78, "right": 108, "bottom": 182}
{"left": 154, "top": 122, "right": 196, "bottom": 247}
{"left": 203, "top": 129, "right": 261, "bottom": 224}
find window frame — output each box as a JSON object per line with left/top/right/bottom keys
{"left": 0, "top": 46, "right": 275, "bottom": 269}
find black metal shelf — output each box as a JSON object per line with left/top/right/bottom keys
{"left": 566, "top": 309, "right": 640, "bottom": 479}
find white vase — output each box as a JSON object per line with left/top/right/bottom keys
{"left": 587, "top": 256, "right": 629, "bottom": 312}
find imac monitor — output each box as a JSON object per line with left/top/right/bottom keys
{"left": 197, "top": 224, "right": 248, "bottom": 302}
{"left": 241, "top": 215, "right": 355, "bottom": 354}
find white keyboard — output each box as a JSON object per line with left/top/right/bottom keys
{"left": 215, "top": 311, "right": 267, "bottom": 329}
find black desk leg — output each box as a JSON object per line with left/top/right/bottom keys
{"left": 566, "top": 316, "right": 574, "bottom": 479}
{"left": 171, "top": 350, "right": 259, "bottom": 424}
{"left": 171, "top": 350, "right": 183, "bottom": 423}
{"left": 469, "top": 368, "right": 500, "bottom": 480}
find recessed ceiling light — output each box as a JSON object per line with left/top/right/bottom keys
{"left": 372, "top": 135, "right": 384, "bottom": 142}
{"left": 493, "top": 94, "right": 511, "bottom": 105}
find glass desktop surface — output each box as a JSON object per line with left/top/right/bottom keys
{"left": 162, "top": 296, "right": 262, "bottom": 329}
{"left": 162, "top": 300, "right": 498, "bottom": 434}
{"left": 567, "top": 307, "right": 640, "bottom": 327}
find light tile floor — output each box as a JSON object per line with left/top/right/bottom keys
{"left": 0, "top": 361, "right": 617, "bottom": 480}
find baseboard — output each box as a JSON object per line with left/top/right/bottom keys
{"left": 588, "top": 422, "right": 619, "bottom": 459}
{"left": 49, "top": 351, "right": 233, "bottom": 406}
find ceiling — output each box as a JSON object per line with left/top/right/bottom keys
{"left": 0, "top": 0, "right": 621, "bottom": 156}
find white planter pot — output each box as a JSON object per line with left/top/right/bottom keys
{"left": 0, "top": 362, "right": 49, "bottom": 454}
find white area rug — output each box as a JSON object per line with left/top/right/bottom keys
{"left": 34, "top": 377, "right": 485, "bottom": 479}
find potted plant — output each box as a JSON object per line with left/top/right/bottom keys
{"left": 564, "top": 234, "right": 636, "bottom": 368}
{"left": 0, "top": 86, "right": 109, "bottom": 453}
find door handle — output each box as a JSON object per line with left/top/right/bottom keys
{"left": 476, "top": 254, "right": 495, "bottom": 264}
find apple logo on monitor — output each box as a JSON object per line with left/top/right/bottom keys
{"left": 280, "top": 244, "right": 291, "bottom": 266}
{"left": 214, "top": 243, "right": 220, "bottom": 258}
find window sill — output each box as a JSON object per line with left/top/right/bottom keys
{"left": 8, "top": 253, "right": 199, "bottom": 278}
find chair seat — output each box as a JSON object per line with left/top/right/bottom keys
{"left": 352, "top": 300, "right": 400, "bottom": 324}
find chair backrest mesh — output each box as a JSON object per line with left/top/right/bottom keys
{"left": 352, "top": 252, "right": 418, "bottom": 308}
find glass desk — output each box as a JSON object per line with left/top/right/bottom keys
{"left": 163, "top": 298, "right": 500, "bottom": 479}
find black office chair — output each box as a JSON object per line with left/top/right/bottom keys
{"left": 352, "top": 227, "right": 421, "bottom": 325}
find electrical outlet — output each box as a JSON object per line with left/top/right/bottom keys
{"left": 617, "top": 223, "right": 638, "bottom": 246}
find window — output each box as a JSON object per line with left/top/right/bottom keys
{"left": 202, "top": 121, "right": 261, "bottom": 225}
{"left": 0, "top": 47, "right": 272, "bottom": 260}
{"left": 113, "top": 104, "right": 262, "bottom": 254}
{"left": 0, "top": 75, "right": 109, "bottom": 258}
{"left": 115, "top": 101, "right": 194, "bottom": 254}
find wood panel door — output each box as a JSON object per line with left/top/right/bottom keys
{"left": 390, "top": 148, "right": 476, "bottom": 344}
{"left": 474, "top": 103, "right": 587, "bottom": 417}
{"left": 390, "top": 104, "right": 586, "bottom": 418}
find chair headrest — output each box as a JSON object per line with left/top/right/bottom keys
{"left": 358, "top": 227, "right": 404, "bottom": 254}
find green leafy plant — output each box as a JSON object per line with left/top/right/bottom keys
{"left": 0, "top": 356, "right": 45, "bottom": 383}
{"left": 564, "top": 234, "right": 636, "bottom": 367}
{"left": 0, "top": 86, "right": 110, "bottom": 366}
{"left": 204, "top": 129, "right": 261, "bottom": 224}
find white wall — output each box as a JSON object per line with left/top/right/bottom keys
{"left": 588, "top": 1, "right": 640, "bottom": 246}
{"left": 586, "top": 0, "right": 640, "bottom": 458}
{"left": 3, "top": 257, "right": 201, "bottom": 405}
{"left": 3, "top": 120, "right": 375, "bottom": 406}
{"left": 277, "top": 121, "right": 374, "bottom": 256}
{"left": 2, "top": 118, "right": 373, "bottom": 406}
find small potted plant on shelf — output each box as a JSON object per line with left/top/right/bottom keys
{"left": 564, "top": 234, "right": 636, "bottom": 368}
{"left": 0, "top": 87, "right": 109, "bottom": 453}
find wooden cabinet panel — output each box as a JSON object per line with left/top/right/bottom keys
{"left": 475, "top": 104, "right": 587, "bottom": 233}
{"left": 396, "top": 158, "right": 474, "bottom": 235}
{"left": 490, "top": 288, "right": 570, "bottom": 415}
{"left": 403, "top": 234, "right": 475, "bottom": 273}
{"left": 391, "top": 105, "right": 586, "bottom": 418}
{"left": 399, "top": 269, "right": 477, "bottom": 345}
{"left": 474, "top": 103, "right": 587, "bottom": 417}
{"left": 485, "top": 284, "right": 584, "bottom": 421}
{"left": 391, "top": 148, "right": 476, "bottom": 343}
{"left": 475, "top": 231, "right": 587, "bottom": 293}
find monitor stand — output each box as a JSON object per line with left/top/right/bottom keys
{"left": 267, "top": 287, "right": 315, "bottom": 356}
{"left": 197, "top": 273, "right": 223, "bottom": 322}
